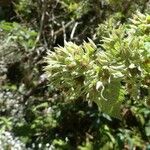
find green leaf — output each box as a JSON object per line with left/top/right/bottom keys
{"left": 95, "top": 79, "right": 124, "bottom": 119}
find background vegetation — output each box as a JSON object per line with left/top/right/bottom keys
{"left": 0, "top": 0, "right": 150, "bottom": 149}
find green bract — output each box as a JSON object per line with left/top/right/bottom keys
{"left": 45, "top": 12, "right": 150, "bottom": 118}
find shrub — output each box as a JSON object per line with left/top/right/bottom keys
{"left": 45, "top": 11, "right": 150, "bottom": 119}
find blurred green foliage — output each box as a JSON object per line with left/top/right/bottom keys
{"left": 0, "top": 0, "right": 149, "bottom": 149}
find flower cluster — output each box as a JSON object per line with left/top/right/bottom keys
{"left": 45, "top": 12, "right": 150, "bottom": 118}
{"left": 0, "top": 131, "right": 25, "bottom": 150}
